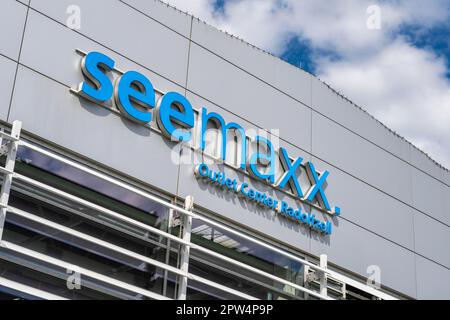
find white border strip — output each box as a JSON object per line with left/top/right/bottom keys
{"left": 19, "top": 141, "right": 325, "bottom": 272}
{"left": 7, "top": 205, "right": 258, "bottom": 300}
{"left": 14, "top": 173, "right": 191, "bottom": 247}
{"left": 11, "top": 175, "right": 326, "bottom": 299}
{"left": 18, "top": 140, "right": 398, "bottom": 300}
{"left": 0, "top": 276, "right": 68, "bottom": 300}
{"left": 0, "top": 240, "right": 170, "bottom": 300}
{"left": 7, "top": 206, "right": 186, "bottom": 277}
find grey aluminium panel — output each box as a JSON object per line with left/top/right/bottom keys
{"left": 411, "top": 167, "right": 449, "bottom": 226}
{"left": 311, "top": 111, "right": 414, "bottom": 207}
{"left": 415, "top": 254, "right": 450, "bottom": 299}
{"left": 444, "top": 186, "right": 450, "bottom": 225}
{"left": 29, "top": 0, "right": 190, "bottom": 86}
{"left": 413, "top": 213, "right": 450, "bottom": 268}
{"left": 443, "top": 171, "right": 450, "bottom": 186}
{"left": 19, "top": 10, "right": 185, "bottom": 101}
{"left": 177, "top": 147, "right": 312, "bottom": 256}
{"left": 0, "top": 0, "right": 28, "bottom": 61}
{"left": 177, "top": 93, "right": 312, "bottom": 255}
{"left": 312, "top": 156, "right": 415, "bottom": 250}
{"left": 310, "top": 211, "right": 417, "bottom": 298}
{"left": 0, "top": 55, "right": 17, "bottom": 121}
{"left": 187, "top": 42, "right": 312, "bottom": 153}
{"left": 191, "top": 19, "right": 313, "bottom": 106}
{"left": 120, "top": 0, "right": 193, "bottom": 38}
{"left": 312, "top": 78, "right": 412, "bottom": 164}
{"left": 9, "top": 65, "right": 180, "bottom": 195}
{"left": 410, "top": 143, "right": 448, "bottom": 185}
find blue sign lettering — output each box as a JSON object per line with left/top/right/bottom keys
{"left": 247, "top": 136, "right": 276, "bottom": 184}
{"left": 115, "top": 71, "right": 155, "bottom": 124}
{"left": 196, "top": 164, "right": 332, "bottom": 235}
{"left": 75, "top": 51, "right": 340, "bottom": 218}
{"left": 156, "top": 92, "right": 194, "bottom": 142}
{"left": 201, "top": 108, "right": 247, "bottom": 170}
{"left": 276, "top": 147, "right": 304, "bottom": 198}
{"left": 78, "top": 51, "right": 115, "bottom": 102}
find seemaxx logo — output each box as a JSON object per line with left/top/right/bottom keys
{"left": 195, "top": 163, "right": 333, "bottom": 234}
{"left": 72, "top": 51, "right": 341, "bottom": 234}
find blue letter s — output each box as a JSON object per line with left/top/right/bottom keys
{"left": 78, "top": 52, "right": 115, "bottom": 103}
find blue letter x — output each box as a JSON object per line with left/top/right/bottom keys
{"left": 305, "top": 162, "right": 331, "bottom": 211}
{"left": 276, "top": 148, "right": 304, "bottom": 197}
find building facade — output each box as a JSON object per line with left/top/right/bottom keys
{"left": 0, "top": 0, "right": 449, "bottom": 300}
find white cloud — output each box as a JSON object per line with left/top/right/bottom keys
{"left": 164, "top": 0, "right": 450, "bottom": 168}
{"left": 319, "top": 40, "right": 450, "bottom": 167}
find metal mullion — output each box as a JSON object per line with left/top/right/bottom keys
{"left": 191, "top": 213, "right": 329, "bottom": 273}
{"left": 0, "top": 121, "right": 21, "bottom": 241}
{"left": 0, "top": 251, "right": 143, "bottom": 300}
{"left": 0, "top": 131, "right": 19, "bottom": 142}
{"left": 0, "top": 276, "right": 68, "bottom": 300}
{"left": 1, "top": 219, "right": 256, "bottom": 301}
{"left": 177, "top": 197, "right": 193, "bottom": 300}
{"left": 19, "top": 141, "right": 196, "bottom": 223}
{"left": 188, "top": 273, "right": 258, "bottom": 300}
{"left": 20, "top": 141, "right": 325, "bottom": 273}
{"left": 11, "top": 182, "right": 173, "bottom": 254}
{"left": 13, "top": 173, "right": 191, "bottom": 248}
{"left": 327, "top": 270, "right": 397, "bottom": 300}
{"left": 18, "top": 140, "right": 397, "bottom": 300}
{"left": 162, "top": 207, "right": 176, "bottom": 298}
{"left": 12, "top": 174, "right": 328, "bottom": 299}
{"left": 6, "top": 205, "right": 187, "bottom": 279}
{"left": 0, "top": 167, "right": 13, "bottom": 175}
{"left": 189, "top": 242, "right": 332, "bottom": 300}
{"left": 188, "top": 254, "right": 302, "bottom": 300}
{"left": 0, "top": 240, "right": 170, "bottom": 300}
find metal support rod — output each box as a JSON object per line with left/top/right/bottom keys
{"left": 0, "top": 120, "right": 22, "bottom": 240}
{"left": 162, "top": 208, "right": 175, "bottom": 298}
{"left": 177, "top": 196, "right": 194, "bottom": 300}
{"left": 319, "top": 254, "right": 328, "bottom": 298}
{"left": 16, "top": 139, "right": 397, "bottom": 300}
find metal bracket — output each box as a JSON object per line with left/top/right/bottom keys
{"left": 318, "top": 254, "right": 328, "bottom": 297}
{"left": 171, "top": 196, "right": 194, "bottom": 229}
{"left": 0, "top": 144, "right": 9, "bottom": 157}
{"left": 171, "top": 210, "right": 182, "bottom": 228}
{"left": 0, "top": 120, "right": 22, "bottom": 241}
{"left": 177, "top": 195, "right": 194, "bottom": 300}
{"left": 305, "top": 267, "right": 320, "bottom": 283}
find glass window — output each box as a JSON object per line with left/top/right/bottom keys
{"left": 0, "top": 145, "right": 317, "bottom": 300}
{"left": 3, "top": 192, "right": 179, "bottom": 299}
{"left": 186, "top": 219, "right": 307, "bottom": 300}
{"left": 0, "top": 146, "right": 183, "bottom": 299}
{"left": 15, "top": 146, "right": 170, "bottom": 231}
{"left": 0, "top": 259, "right": 120, "bottom": 300}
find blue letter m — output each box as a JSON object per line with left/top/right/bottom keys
{"left": 201, "top": 108, "right": 247, "bottom": 169}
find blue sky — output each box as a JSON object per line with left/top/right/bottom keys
{"left": 399, "top": 24, "right": 450, "bottom": 78}
{"left": 166, "top": 0, "right": 450, "bottom": 169}
{"left": 285, "top": 14, "right": 450, "bottom": 79}
{"left": 280, "top": 36, "right": 316, "bottom": 74}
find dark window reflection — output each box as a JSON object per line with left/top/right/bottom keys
{"left": 3, "top": 192, "right": 178, "bottom": 299}
{"left": 0, "top": 259, "right": 121, "bottom": 300}
{"left": 2, "top": 146, "right": 312, "bottom": 300}
{"left": 189, "top": 219, "right": 306, "bottom": 300}
{"left": 16, "top": 146, "right": 169, "bottom": 231}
